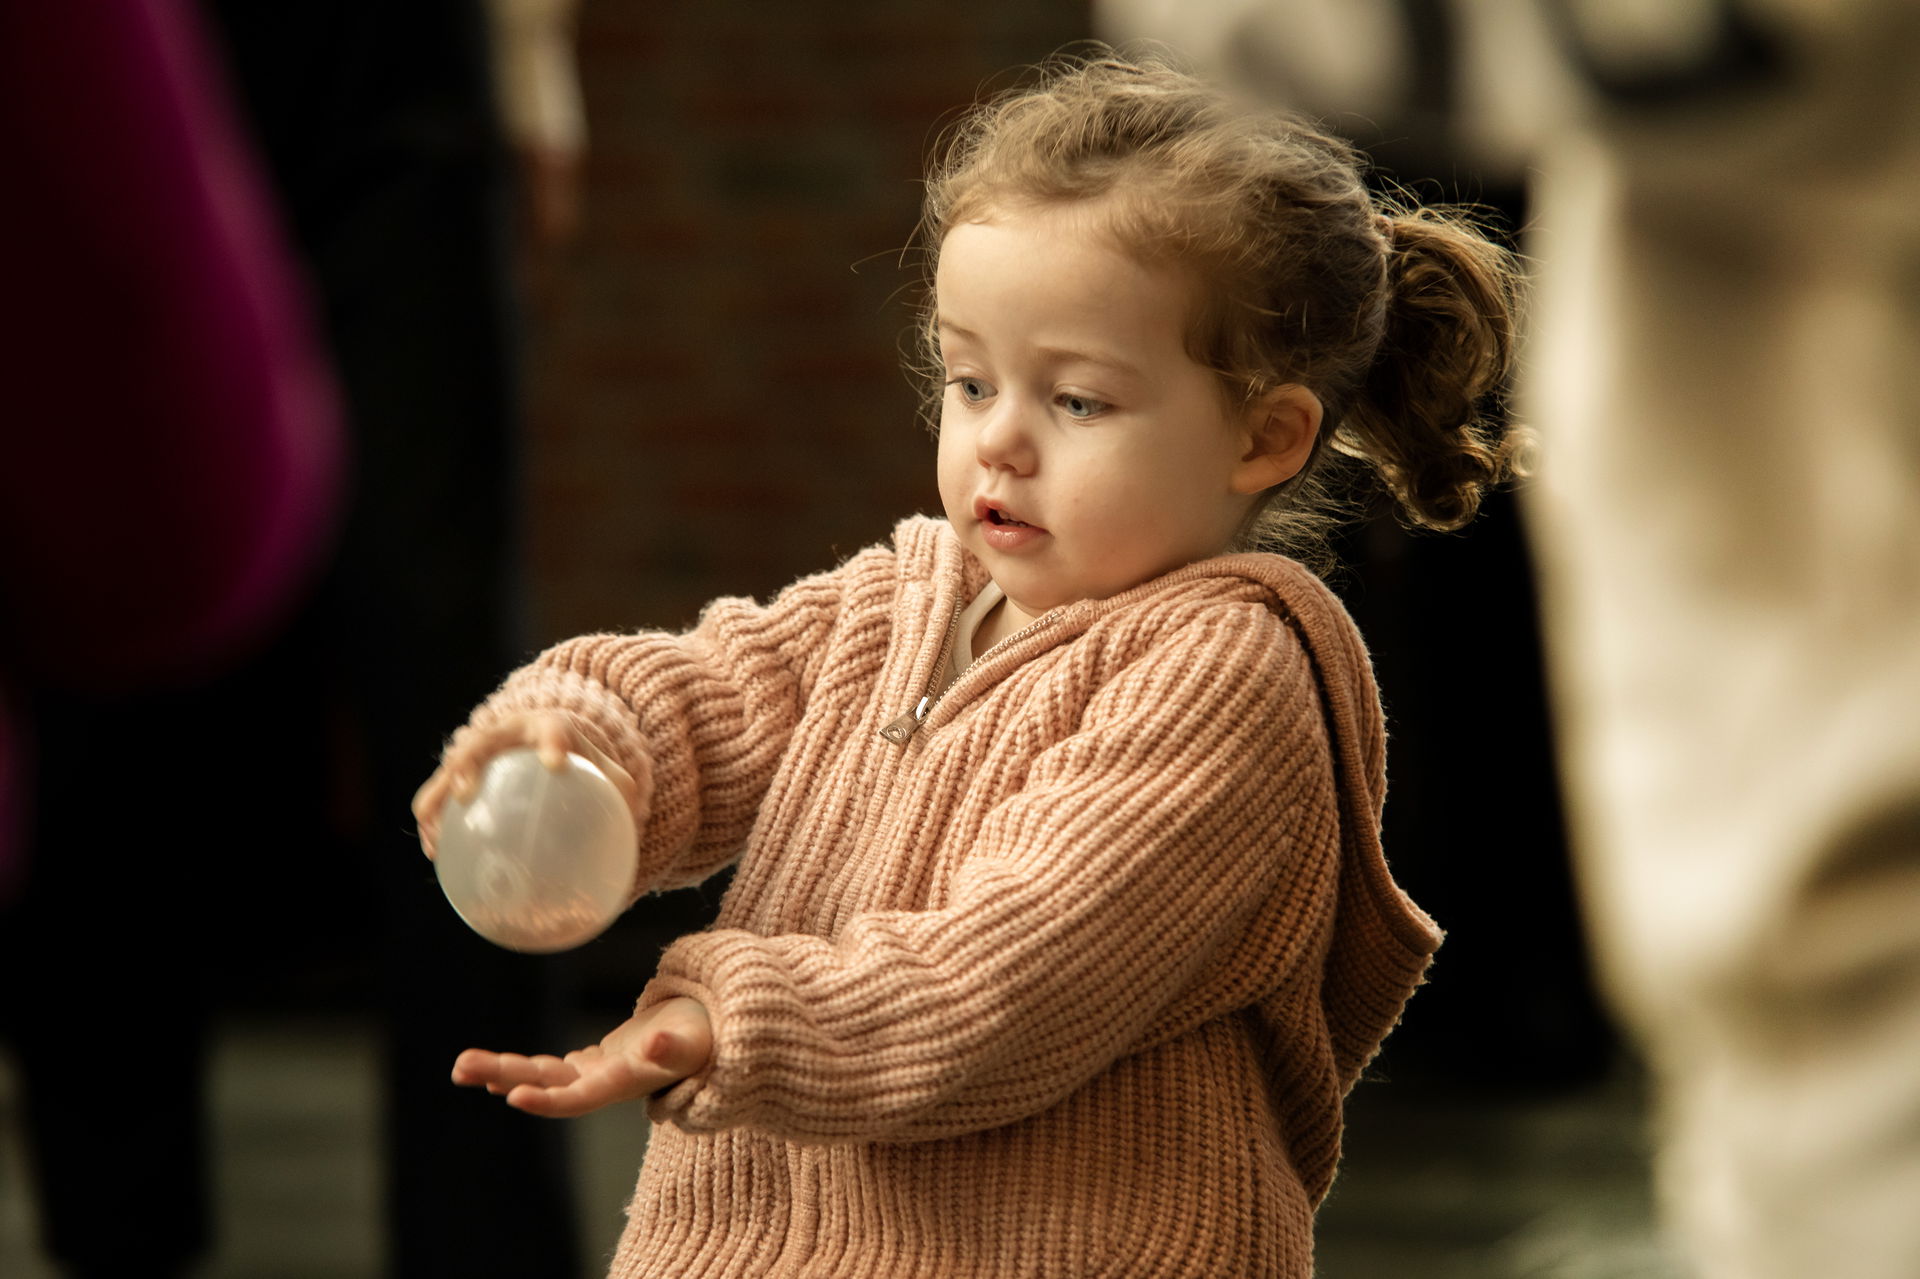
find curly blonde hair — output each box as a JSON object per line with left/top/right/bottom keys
{"left": 912, "top": 52, "right": 1528, "bottom": 569}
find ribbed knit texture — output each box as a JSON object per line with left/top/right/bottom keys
{"left": 464, "top": 517, "right": 1441, "bottom": 1278}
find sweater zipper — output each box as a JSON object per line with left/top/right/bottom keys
{"left": 879, "top": 605, "right": 1057, "bottom": 746}
{"left": 880, "top": 601, "right": 961, "bottom": 746}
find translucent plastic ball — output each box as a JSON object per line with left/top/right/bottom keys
{"left": 433, "top": 748, "right": 638, "bottom": 953}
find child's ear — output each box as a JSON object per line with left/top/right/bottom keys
{"left": 1230, "top": 384, "right": 1323, "bottom": 495}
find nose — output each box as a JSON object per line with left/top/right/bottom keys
{"left": 974, "top": 396, "right": 1038, "bottom": 474}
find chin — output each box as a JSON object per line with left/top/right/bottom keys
{"left": 1000, "top": 575, "right": 1077, "bottom": 615}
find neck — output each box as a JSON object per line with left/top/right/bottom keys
{"left": 972, "top": 592, "right": 1042, "bottom": 660}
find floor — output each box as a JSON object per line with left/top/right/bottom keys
{"left": 0, "top": 1015, "right": 1690, "bottom": 1278}
{"left": 1313, "top": 1067, "right": 1690, "bottom": 1278}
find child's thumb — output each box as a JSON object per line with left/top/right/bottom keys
{"left": 645, "top": 1029, "right": 697, "bottom": 1073}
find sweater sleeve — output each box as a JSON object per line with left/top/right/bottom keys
{"left": 455, "top": 544, "right": 892, "bottom": 895}
{"left": 638, "top": 602, "right": 1341, "bottom": 1143}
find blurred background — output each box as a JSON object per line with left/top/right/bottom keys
{"left": 0, "top": 1, "right": 1682, "bottom": 1276}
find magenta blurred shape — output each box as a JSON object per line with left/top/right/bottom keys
{"left": 0, "top": 0, "right": 347, "bottom": 895}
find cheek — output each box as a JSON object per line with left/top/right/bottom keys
{"left": 1071, "top": 440, "right": 1234, "bottom": 552}
{"left": 1053, "top": 464, "right": 1154, "bottom": 549}
{"left": 1070, "top": 445, "right": 1168, "bottom": 514}
{"left": 936, "top": 427, "right": 971, "bottom": 504}
{"left": 936, "top": 425, "right": 962, "bottom": 472}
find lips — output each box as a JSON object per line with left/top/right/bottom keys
{"left": 972, "top": 495, "right": 1047, "bottom": 554}
{"left": 973, "top": 496, "right": 1044, "bottom": 532}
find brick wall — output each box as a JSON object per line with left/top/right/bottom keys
{"left": 519, "top": 1, "right": 1090, "bottom": 646}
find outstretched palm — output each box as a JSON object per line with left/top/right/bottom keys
{"left": 451, "top": 996, "right": 712, "bottom": 1118}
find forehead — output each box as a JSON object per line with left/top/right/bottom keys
{"left": 934, "top": 203, "right": 1199, "bottom": 357}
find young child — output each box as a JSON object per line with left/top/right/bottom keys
{"left": 413, "top": 53, "right": 1522, "bottom": 1279}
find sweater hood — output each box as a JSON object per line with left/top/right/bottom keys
{"left": 895, "top": 514, "right": 1442, "bottom": 1088}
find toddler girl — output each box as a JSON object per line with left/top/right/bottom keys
{"left": 413, "top": 53, "right": 1523, "bottom": 1279}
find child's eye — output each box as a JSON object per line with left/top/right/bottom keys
{"left": 1057, "top": 392, "right": 1109, "bottom": 419}
{"left": 946, "top": 376, "right": 993, "bottom": 404}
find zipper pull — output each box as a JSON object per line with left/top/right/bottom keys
{"left": 879, "top": 696, "right": 930, "bottom": 746}
{"left": 882, "top": 599, "right": 963, "bottom": 746}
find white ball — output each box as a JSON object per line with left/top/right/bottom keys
{"left": 434, "top": 748, "right": 638, "bottom": 953}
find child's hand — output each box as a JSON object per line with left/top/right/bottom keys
{"left": 411, "top": 710, "right": 640, "bottom": 859}
{"left": 450, "top": 997, "right": 713, "bottom": 1118}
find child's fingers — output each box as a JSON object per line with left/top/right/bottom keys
{"left": 497, "top": 1052, "right": 580, "bottom": 1088}
{"left": 530, "top": 714, "right": 573, "bottom": 771}
{"left": 644, "top": 1029, "right": 698, "bottom": 1075}
{"left": 438, "top": 724, "right": 517, "bottom": 800}
{"left": 505, "top": 1056, "right": 651, "bottom": 1118}
{"left": 526, "top": 714, "right": 640, "bottom": 806}
{"left": 438, "top": 713, "right": 579, "bottom": 799}
{"left": 418, "top": 715, "right": 605, "bottom": 859}
{"left": 451, "top": 1047, "right": 581, "bottom": 1091}
{"left": 592, "top": 752, "right": 645, "bottom": 813}
{"left": 451, "top": 1046, "right": 526, "bottom": 1088}
{"left": 420, "top": 710, "right": 641, "bottom": 869}
{"left": 450, "top": 1047, "right": 499, "bottom": 1087}
{"left": 636, "top": 998, "right": 714, "bottom": 1076}
{"left": 411, "top": 773, "right": 449, "bottom": 858}
{"left": 554, "top": 730, "right": 643, "bottom": 812}
{"left": 504, "top": 1082, "right": 593, "bottom": 1117}
{"left": 455, "top": 1006, "right": 704, "bottom": 1118}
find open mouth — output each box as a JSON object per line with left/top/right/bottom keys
{"left": 976, "top": 498, "right": 1042, "bottom": 531}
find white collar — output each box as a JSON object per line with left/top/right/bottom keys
{"left": 945, "top": 580, "right": 1007, "bottom": 690}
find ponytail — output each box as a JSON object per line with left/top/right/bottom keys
{"left": 1337, "top": 207, "right": 1529, "bottom": 532}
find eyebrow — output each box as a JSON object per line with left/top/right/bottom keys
{"left": 938, "top": 320, "right": 1145, "bottom": 381}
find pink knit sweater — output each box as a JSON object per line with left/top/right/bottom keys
{"left": 464, "top": 516, "right": 1440, "bottom": 1278}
